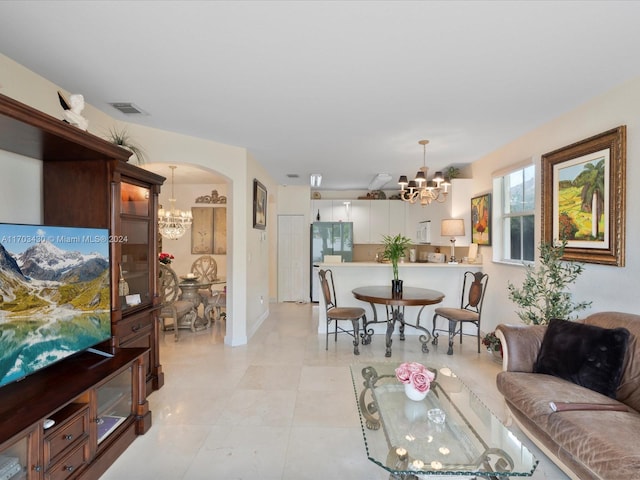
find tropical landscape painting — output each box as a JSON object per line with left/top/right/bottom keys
{"left": 554, "top": 149, "right": 609, "bottom": 246}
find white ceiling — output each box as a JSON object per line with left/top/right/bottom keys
{"left": 2, "top": 1, "right": 640, "bottom": 189}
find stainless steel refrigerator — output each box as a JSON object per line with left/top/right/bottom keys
{"left": 310, "top": 222, "right": 353, "bottom": 302}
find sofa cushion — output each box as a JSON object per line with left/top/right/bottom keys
{"left": 533, "top": 318, "right": 630, "bottom": 398}
{"left": 497, "top": 370, "right": 631, "bottom": 480}
{"left": 497, "top": 371, "right": 619, "bottom": 431}
{"left": 546, "top": 407, "right": 640, "bottom": 479}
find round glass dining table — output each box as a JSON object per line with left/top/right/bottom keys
{"left": 352, "top": 286, "right": 444, "bottom": 357}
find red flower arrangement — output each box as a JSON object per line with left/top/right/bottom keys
{"left": 159, "top": 252, "right": 174, "bottom": 265}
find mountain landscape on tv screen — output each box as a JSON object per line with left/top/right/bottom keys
{"left": 0, "top": 237, "right": 111, "bottom": 387}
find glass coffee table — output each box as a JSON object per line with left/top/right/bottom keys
{"left": 350, "top": 363, "right": 538, "bottom": 479}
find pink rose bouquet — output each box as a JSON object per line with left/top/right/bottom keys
{"left": 395, "top": 362, "right": 435, "bottom": 393}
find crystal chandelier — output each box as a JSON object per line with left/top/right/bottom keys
{"left": 398, "top": 140, "right": 451, "bottom": 206}
{"left": 158, "top": 165, "right": 192, "bottom": 240}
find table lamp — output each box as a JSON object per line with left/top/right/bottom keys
{"left": 441, "top": 219, "right": 465, "bottom": 264}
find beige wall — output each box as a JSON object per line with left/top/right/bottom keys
{"left": 0, "top": 52, "right": 276, "bottom": 346}
{"left": 471, "top": 76, "right": 640, "bottom": 333}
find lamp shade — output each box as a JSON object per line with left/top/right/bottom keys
{"left": 441, "top": 218, "right": 465, "bottom": 237}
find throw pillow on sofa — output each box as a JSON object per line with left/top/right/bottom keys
{"left": 534, "top": 318, "right": 630, "bottom": 398}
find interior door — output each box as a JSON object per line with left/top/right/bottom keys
{"left": 278, "top": 215, "right": 307, "bottom": 302}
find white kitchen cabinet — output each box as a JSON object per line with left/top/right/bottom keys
{"left": 369, "top": 200, "right": 390, "bottom": 243}
{"left": 402, "top": 178, "right": 474, "bottom": 246}
{"left": 331, "top": 200, "right": 354, "bottom": 222}
{"left": 388, "top": 200, "right": 406, "bottom": 239}
{"left": 351, "top": 200, "right": 370, "bottom": 243}
{"left": 404, "top": 199, "right": 445, "bottom": 243}
{"left": 311, "top": 199, "right": 333, "bottom": 222}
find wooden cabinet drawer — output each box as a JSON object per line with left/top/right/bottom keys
{"left": 114, "top": 313, "right": 153, "bottom": 344}
{"left": 44, "top": 404, "right": 89, "bottom": 468}
{"left": 45, "top": 439, "right": 90, "bottom": 480}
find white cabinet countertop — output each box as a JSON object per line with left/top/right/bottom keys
{"left": 317, "top": 261, "right": 482, "bottom": 268}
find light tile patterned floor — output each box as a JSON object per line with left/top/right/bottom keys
{"left": 100, "top": 302, "right": 568, "bottom": 480}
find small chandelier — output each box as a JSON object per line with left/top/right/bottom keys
{"left": 158, "top": 165, "right": 193, "bottom": 240}
{"left": 398, "top": 140, "right": 450, "bottom": 206}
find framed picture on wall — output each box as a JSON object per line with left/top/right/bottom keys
{"left": 191, "top": 207, "right": 227, "bottom": 254}
{"left": 253, "top": 179, "right": 267, "bottom": 230}
{"left": 471, "top": 193, "right": 492, "bottom": 246}
{"left": 541, "top": 126, "right": 626, "bottom": 266}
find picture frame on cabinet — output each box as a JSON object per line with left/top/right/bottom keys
{"left": 253, "top": 179, "right": 267, "bottom": 230}
{"left": 541, "top": 126, "right": 626, "bottom": 266}
{"left": 471, "top": 193, "right": 491, "bottom": 246}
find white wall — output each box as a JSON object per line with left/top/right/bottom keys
{"left": 246, "top": 153, "right": 276, "bottom": 337}
{"left": 471, "top": 76, "right": 640, "bottom": 333}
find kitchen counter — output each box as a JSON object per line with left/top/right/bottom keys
{"left": 319, "top": 261, "right": 480, "bottom": 267}
{"left": 316, "top": 261, "right": 483, "bottom": 341}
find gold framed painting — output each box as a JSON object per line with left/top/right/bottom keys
{"left": 541, "top": 126, "right": 626, "bottom": 266}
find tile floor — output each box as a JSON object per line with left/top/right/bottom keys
{"left": 100, "top": 302, "right": 568, "bottom": 480}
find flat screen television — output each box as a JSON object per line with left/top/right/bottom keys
{"left": 0, "top": 223, "right": 112, "bottom": 389}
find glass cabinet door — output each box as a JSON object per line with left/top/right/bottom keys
{"left": 96, "top": 368, "right": 132, "bottom": 445}
{"left": 120, "top": 182, "right": 149, "bottom": 216}
{"left": 120, "top": 182, "right": 151, "bottom": 311}
{"left": 0, "top": 427, "right": 38, "bottom": 479}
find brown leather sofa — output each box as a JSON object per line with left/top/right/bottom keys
{"left": 496, "top": 312, "right": 640, "bottom": 480}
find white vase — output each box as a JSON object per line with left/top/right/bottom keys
{"left": 404, "top": 383, "right": 428, "bottom": 401}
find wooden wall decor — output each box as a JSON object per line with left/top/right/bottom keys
{"left": 191, "top": 207, "right": 226, "bottom": 254}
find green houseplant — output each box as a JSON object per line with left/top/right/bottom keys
{"left": 507, "top": 240, "right": 592, "bottom": 325}
{"left": 382, "top": 233, "right": 412, "bottom": 294}
{"left": 106, "top": 126, "right": 147, "bottom": 165}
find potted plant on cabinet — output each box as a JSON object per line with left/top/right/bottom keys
{"left": 106, "top": 126, "right": 147, "bottom": 165}
{"left": 507, "top": 240, "right": 592, "bottom": 325}
{"left": 382, "top": 233, "right": 412, "bottom": 295}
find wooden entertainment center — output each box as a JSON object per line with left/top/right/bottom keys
{"left": 0, "top": 93, "right": 165, "bottom": 479}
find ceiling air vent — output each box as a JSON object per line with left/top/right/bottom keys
{"left": 108, "top": 102, "right": 148, "bottom": 115}
{"left": 286, "top": 174, "right": 300, "bottom": 179}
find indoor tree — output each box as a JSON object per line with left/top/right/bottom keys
{"left": 507, "top": 240, "right": 592, "bottom": 325}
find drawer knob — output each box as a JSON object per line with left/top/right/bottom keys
{"left": 33, "top": 466, "right": 42, "bottom": 472}
{"left": 132, "top": 324, "right": 141, "bottom": 332}
{"left": 65, "top": 465, "right": 74, "bottom": 472}
{"left": 64, "top": 434, "right": 73, "bottom": 441}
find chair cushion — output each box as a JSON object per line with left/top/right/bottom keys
{"left": 327, "top": 306, "right": 365, "bottom": 320}
{"left": 533, "top": 318, "right": 630, "bottom": 398}
{"left": 434, "top": 307, "right": 479, "bottom": 322}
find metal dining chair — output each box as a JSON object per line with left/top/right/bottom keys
{"left": 191, "top": 255, "right": 226, "bottom": 323}
{"left": 431, "top": 271, "right": 489, "bottom": 355}
{"left": 318, "top": 269, "right": 366, "bottom": 355}
{"left": 158, "top": 264, "right": 197, "bottom": 341}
